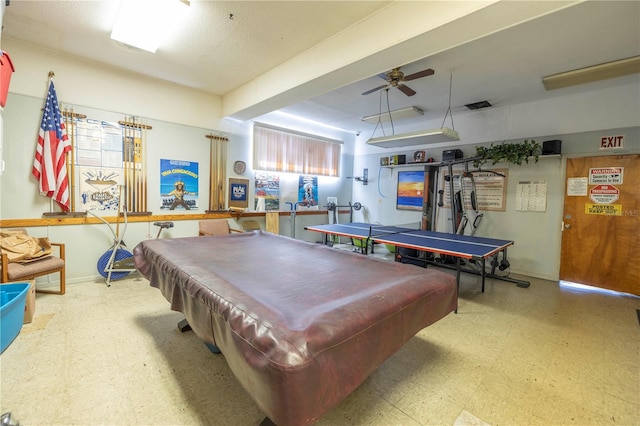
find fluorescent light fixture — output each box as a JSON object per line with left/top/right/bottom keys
{"left": 111, "top": 0, "right": 190, "bottom": 53}
{"left": 366, "top": 127, "right": 459, "bottom": 148}
{"left": 361, "top": 106, "right": 424, "bottom": 124}
{"left": 542, "top": 56, "right": 640, "bottom": 91}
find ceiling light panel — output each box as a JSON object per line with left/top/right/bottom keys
{"left": 111, "top": 0, "right": 190, "bottom": 53}
{"left": 361, "top": 106, "right": 424, "bottom": 124}
{"left": 542, "top": 56, "right": 640, "bottom": 91}
{"left": 366, "top": 128, "right": 460, "bottom": 148}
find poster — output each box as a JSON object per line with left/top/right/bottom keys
{"left": 397, "top": 170, "right": 425, "bottom": 211}
{"left": 78, "top": 167, "right": 122, "bottom": 211}
{"left": 160, "top": 159, "right": 199, "bottom": 210}
{"left": 441, "top": 169, "right": 508, "bottom": 212}
{"left": 74, "top": 119, "right": 125, "bottom": 168}
{"left": 298, "top": 175, "right": 318, "bottom": 208}
{"left": 229, "top": 178, "right": 249, "bottom": 209}
{"left": 254, "top": 173, "right": 280, "bottom": 211}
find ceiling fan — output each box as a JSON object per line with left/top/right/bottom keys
{"left": 362, "top": 66, "right": 435, "bottom": 96}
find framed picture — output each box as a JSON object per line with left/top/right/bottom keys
{"left": 440, "top": 168, "right": 508, "bottom": 212}
{"left": 397, "top": 170, "right": 425, "bottom": 211}
{"left": 229, "top": 178, "right": 249, "bottom": 209}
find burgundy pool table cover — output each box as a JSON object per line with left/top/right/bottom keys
{"left": 133, "top": 231, "right": 456, "bottom": 425}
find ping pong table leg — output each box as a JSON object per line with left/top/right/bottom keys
{"left": 455, "top": 257, "right": 461, "bottom": 314}
{"left": 481, "top": 258, "right": 486, "bottom": 292}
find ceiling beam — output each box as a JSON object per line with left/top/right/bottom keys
{"left": 223, "top": 0, "right": 581, "bottom": 121}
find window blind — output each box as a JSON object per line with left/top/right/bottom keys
{"left": 253, "top": 123, "right": 341, "bottom": 177}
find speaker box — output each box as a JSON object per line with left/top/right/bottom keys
{"left": 542, "top": 139, "right": 562, "bottom": 155}
{"left": 442, "top": 149, "right": 463, "bottom": 161}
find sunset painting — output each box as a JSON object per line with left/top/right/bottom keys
{"left": 397, "top": 170, "right": 425, "bottom": 210}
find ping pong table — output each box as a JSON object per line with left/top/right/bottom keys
{"left": 305, "top": 222, "right": 529, "bottom": 295}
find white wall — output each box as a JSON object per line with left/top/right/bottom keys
{"left": 350, "top": 79, "right": 640, "bottom": 281}
{"left": 2, "top": 40, "right": 639, "bottom": 285}
{"left": 0, "top": 41, "right": 356, "bottom": 285}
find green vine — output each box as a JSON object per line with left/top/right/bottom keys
{"left": 473, "top": 139, "right": 541, "bottom": 169}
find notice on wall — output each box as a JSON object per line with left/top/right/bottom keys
{"left": 585, "top": 203, "right": 622, "bottom": 216}
{"left": 516, "top": 180, "right": 547, "bottom": 212}
{"left": 567, "top": 177, "right": 588, "bottom": 196}
{"left": 441, "top": 169, "right": 508, "bottom": 212}
{"left": 589, "top": 167, "right": 623, "bottom": 184}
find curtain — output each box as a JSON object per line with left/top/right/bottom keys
{"left": 253, "top": 124, "right": 341, "bottom": 177}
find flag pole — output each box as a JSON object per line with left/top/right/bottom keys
{"left": 48, "top": 71, "right": 55, "bottom": 215}
{"left": 34, "top": 71, "right": 73, "bottom": 213}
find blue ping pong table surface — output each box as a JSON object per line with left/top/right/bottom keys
{"left": 305, "top": 222, "right": 513, "bottom": 260}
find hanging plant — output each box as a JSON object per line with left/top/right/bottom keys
{"left": 473, "top": 139, "right": 541, "bottom": 169}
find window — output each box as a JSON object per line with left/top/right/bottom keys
{"left": 253, "top": 123, "right": 341, "bottom": 177}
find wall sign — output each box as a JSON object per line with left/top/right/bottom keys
{"left": 589, "top": 184, "right": 619, "bottom": 204}
{"left": 599, "top": 135, "right": 624, "bottom": 150}
{"left": 585, "top": 204, "right": 622, "bottom": 216}
{"left": 229, "top": 178, "right": 249, "bottom": 209}
{"left": 589, "top": 167, "right": 623, "bottom": 184}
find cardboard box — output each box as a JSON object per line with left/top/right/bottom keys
{"left": 23, "top": 280, "right": 36, "bottom": 324}
{"left": 389, "top": 154, "right": 406, "bottom": 165}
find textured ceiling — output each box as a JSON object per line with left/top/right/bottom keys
{"left": 1, "top": 1, "right": 390, "bottom": 94}
{"left": 2, "top": 1, "right": 639, "bottom": 134}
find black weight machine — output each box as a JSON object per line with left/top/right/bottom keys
{"left": 323, "top": 201, "right": 366, "bottom": 250}
{"left": 403, "top": 157, "right": 529, "bottom": 288}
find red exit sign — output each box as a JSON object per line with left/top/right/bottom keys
{"left": 600, "top": 135, "right": 624, "bottom": 149}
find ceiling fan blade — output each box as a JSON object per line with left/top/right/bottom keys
{"left": 362, "top": 84, "right": 388, "bottom": 96}
{"left": 403, "top": 68, "right": 435, "bottom": 81}
{"left": 397, "top": 84, "right": 416, "bottom": 96}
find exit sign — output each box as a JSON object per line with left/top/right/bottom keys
{"left": 600, "top": 135, "right": 624, "bottom": 150}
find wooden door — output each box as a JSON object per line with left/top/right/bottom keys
{"left": 560, "top": 154, "right": 639, "bottom": 295}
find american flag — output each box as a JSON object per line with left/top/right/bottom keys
{"left": 32, "top": 80, "right": 72, "bottom": 211}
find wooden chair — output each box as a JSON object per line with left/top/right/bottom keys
{"left": 0, "top": 229, "right": 66, "bottom": 295}
{"left": 198, "top": 219, "right": 242, "bottom": 236}
{"left": 241, "top": 220, "right": 261, "bottom": 232}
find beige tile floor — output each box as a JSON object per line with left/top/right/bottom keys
{"left": 1, "top": 249, "right": 639, "bottom": 426}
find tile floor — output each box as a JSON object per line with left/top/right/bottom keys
{"left": 1, "top": 246, "right": 639, "bottom": 426}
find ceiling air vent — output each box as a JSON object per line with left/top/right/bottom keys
{"left": 465, "top": 100, "right": 492, "bottom": 110}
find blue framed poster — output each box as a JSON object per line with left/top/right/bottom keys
{"left": 160, "top": 159, "right": 199, "bottom": 210}
{"left": 298, "top": 175, "right": 318, "bottom": 207}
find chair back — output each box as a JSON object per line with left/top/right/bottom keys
{"left": 198, "top": 219, "right": 231, "bottom": 236}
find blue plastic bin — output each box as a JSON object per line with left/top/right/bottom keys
{"left": 1, "top": 283, "right": 30, "bottom": 354}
